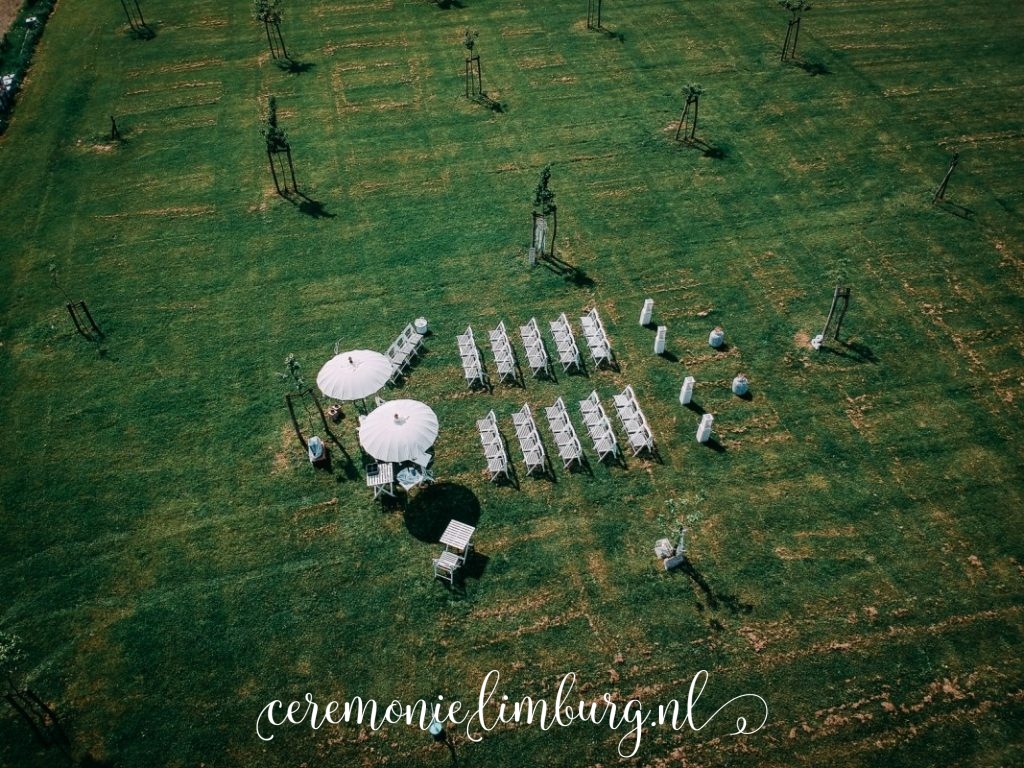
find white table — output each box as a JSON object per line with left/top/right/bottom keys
{"left": 366, "top": 462, "right": 394, "bottom": 499}
{"left": 440, "top": 520, "right": 476, "bottom": 563}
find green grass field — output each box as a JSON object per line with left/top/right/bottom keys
{"left": 1, "top": 1, "right": 1022, "bottom": 766}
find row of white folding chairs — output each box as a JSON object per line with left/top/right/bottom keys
{"left": 518, "top": 317, "right": 551, "bottom": 378}
{"left": 549, "top": 313, "right": 582, "bottom": 372}
{"left": 612, "top": 385, "right": 655, "bottom": 456}
{"left": 458, "top": 326, "right": 488, "bottom": 389}
{"left": 387, "top": 322, "right": 424, "bottom": 382}
{"left": 511, "top": 403, "right": 546, "bottom": 475}
{"left": 477, "top": 410, "right": 509, "bottom": 481}
{"left": 489, "top": 321, "right": 518, "bottom": 384}
{"left": 579, "top": 391, "right": 619, "bottom": 462}
{"left": 580, "top": 307, "right": 613, "bottom": 368}
{"left": 544, "top": 397, "right": 583, "bottom": 468}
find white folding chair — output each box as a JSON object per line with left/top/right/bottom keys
{"left": 434, "top": 550, "right": 460, "bottom": 583}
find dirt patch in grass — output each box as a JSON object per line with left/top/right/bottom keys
{"left": 74, "top": 138, "right": 119, "bottom": 154}
{"left": 517, "top": 54, "right": 566, "bottom": 70}
{"left": 469, "top": 589, "right": 556, "bottom": 620}
{"left": 96, "top": 205, "right": 217, "bottom": 220}
{"left": 272, "top": 424, "right": 297, "bottom": 474}
{"left": 0, "top": 0, "right": 19, "bottom": 37}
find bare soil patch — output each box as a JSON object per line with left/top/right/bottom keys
{"left": 0, "top": 0, "right": 19, "bottom": 38}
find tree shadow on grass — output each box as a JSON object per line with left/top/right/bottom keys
{"left": 432, "top": 0, "right": 465, "bottom": 8}
{"left": 288, "top": 192, "right": 335, "bottom": 218}
{"left": 128, "top": 25, "right": 156, "bottom": 40}
{"left": 675, "top": 559, "right": 753, "bottom": 616}
{"left": 819, "top": 339, "right": 879, "bottom": 364}
{"left": 320, "top": 432, "right": 359, "bottom": 481}
{"left": 592, "top": 26, "right": 625, "bottom": 43}
{"left": 790, "top": 58, "right": 830, "bottom": 76}
{"left": 690, "top": 137, "right": 729, "bottom": 159}
{"left": 279, "top": 58, "right": 315, "bottom": 75}
{"left": 933, "top": 199, "right": 975, "bottom": 220}
{"left": 404, "top": 483, "right": 481, "bottom": 543}
{"left": 473, "top": 92, "right": 506, "bottom": 113}
{"left": 541, "top": 253, "right": 595, "bottom": 288}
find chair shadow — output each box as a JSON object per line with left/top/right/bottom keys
{"left": 461, "top": 550, "right": 489, "bottom": 581}
{"left": 404, "top": 483, "right": 481, "bottom": 543}
{"left": 598, "top": 448, "right": 627, "bottom": 471}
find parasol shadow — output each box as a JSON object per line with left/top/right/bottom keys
{"left": 403, "top": 483, "right": 481, "bottom": 543}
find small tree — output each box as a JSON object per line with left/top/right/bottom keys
{"left": 779, "top": 0, "right": 811, "bottom": 61}
{"left": 253, "top": 0, "right": 289, "bottom": 61}
{"left": 463, "top": 29, "right": 482, "bottom": 97}
{"left": 261, "top": 96, "right": 297, "bottom": 194}
{"left": 0, "top": 631, "right": 25, "bottom": 693}
{"left": 532, "top": 164, "right": 557, "bottom": 257}
{"left": 674, "top": 83, "right": 703, "bottom": 142}
{"left": 279, "top": 353, "right": 305, "bottom": 391}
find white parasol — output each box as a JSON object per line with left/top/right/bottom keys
{"left": 316, "top": 350, "right": 392, "bottom": 403}
{"left": 358, "top": 399, "right": 439, "bottom": 463}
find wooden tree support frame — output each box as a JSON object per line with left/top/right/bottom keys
{"left": 674, "top": 92, "right": 700, "bottom": 142}
{"left": 933, "top": 151, "right": 960, "bottom": 203}
{"left": 66, "top": 300, "right": 103, "bottom": 341}
{"left": 817, "top": 285, "right": 851, "bottom": 347}
{"left": 284, "top": 388, "right": 330, "bottom": 452}
{"left": 587, "top": 0, "right": 603, "bottom": 30}
{"left": 267, "top": 145, "right": 298, "bottom": 195}
{"left": 5, "top": 689, "right": 71, "bottom": 753}
{"left": 120, "top": 0, "right": 150, "bottom": 36}
{"left": 268, "top": 20, "right": 289, "bottom": 60}
{"left": 464, "top": 55, "right": 482, "bottom": 98}
{"left": 781, "top": 17, "right": 801, "bottom": 61}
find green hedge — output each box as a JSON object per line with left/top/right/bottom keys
{"left": 0, "top": 0, "right": 55, "bottom": 131}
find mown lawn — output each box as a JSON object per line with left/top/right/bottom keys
{"left": 1, "top": 1, "right": 1022, "bottom": 766}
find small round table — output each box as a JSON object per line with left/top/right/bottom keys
{"left": 396, "top": 465, "right": 424, "bottom": 491}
